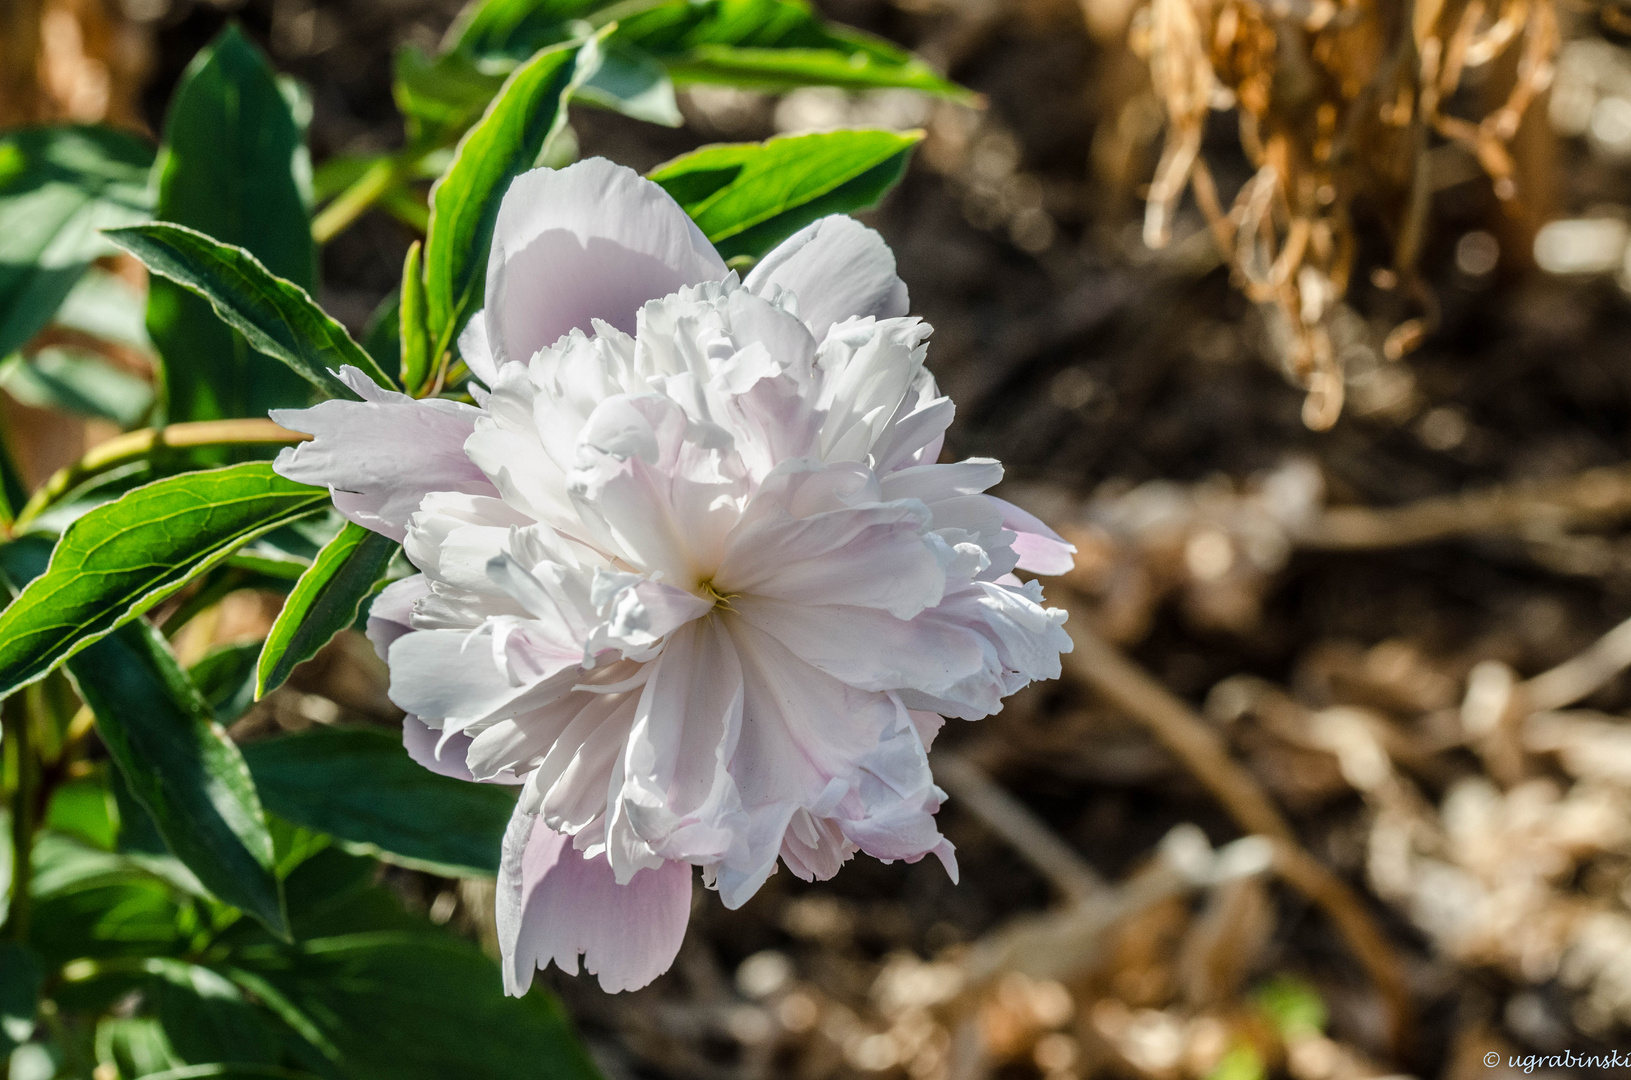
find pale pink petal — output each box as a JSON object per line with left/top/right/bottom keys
{"left": 568, "top": 394, "right": 745, "bottom": 583}
{"left": 780, "top": 809, "right": 855, "bottom": 882}
{"left": 715, "top": 461, "right": 946, "bottom": 620}
{"left": 745, "top": 215, "right": 908, "bottom": 341}
{"left": 498, "top": 809, "right": 692, "bottom": 995}
{"left": 402, "top": 716, "right": 476, "bottom": 782}
{"left": 835, "top": 708, "right": 957, "bottom": 878}
{"left": 724, "top": 618, "right": 897, "bottom": 826}
{"left": 619, "top": 619, "right": 744, "bottom": 865}
{"left": 729, "top": 595, "right": 1000, "bottom": 714}
{"left": 484, "top": 159, "right": 726, "bottom": 370}
{"left": 458, "top": 310, "right": 498, "bottom": 387}
{"left": 896, "top": 580, "right": 1072, "bottom": 720}
{"left": 386, "top": 624, "right": 580, "bottom": 728}
{"left": 589, "top": 572, "right": 714, "bottom": 659}
{"left": 814, "top": 318, "right": 932, "bottom": 464}
{"left": 366, "top": 574, "right": 429, "bottom": 660}
{"left": 989, "top": 497, "right": 1076, "bottom": 575}
{"left": 272, "top": 367, "right": 495, "bottom": 542}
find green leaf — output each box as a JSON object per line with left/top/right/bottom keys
{"left": 650, "top": 128, "right": 921, "bottom": 259}
{"left": 0, "top": 125, "right": 154, "bottom": 361}
{"left": 422, "top": 36, "right": 596, "bottom": 357}
{"left": 148, "top": 26, "right": 318, "bottom": 423}
{"left": 190, "top": 642, "right": 263, "bottom": 725}
{"left": 0, "top": 462, "right": 329, "bottom": 697}
{"left": 662, "top": 43, "right": 962, "bottom": 94}
{"left": 112, "top": 223, "right": 392, "bottom": 399}
{"left": 45, "top": 775, "right": 120, "bottom": 849}
{"left": 147, "top": 960, "right": 282, "bottom": 1070}
{"left": 617, "top": 0, "right": 966, "bottom": 97}
{"left": 361, "top": 289, "right": 401, "bottom": 378}
{"left": 447, "top": 0, "right": 603, "bottom": 61}
{"left": 256, "top": 522, "right": 398, "bottom": 697}
{"left": 393, "top": 47, "right": 507, "bottom": 146}
{"left": 66, "top": 621, "right": 285, "bottom": 936}
{"left": 0, "top": 942, "right": 44, "bottom": 1056}
{"left": 241, "top": 726, "right": 516, "bottom": 877}
{"left": 97, "top": 1017, "right": 186, "bottom": 1079}
{"left": 578, "top": 42, "right": 682, "bottom": 126}
{"left": 237, "top": 932, "right": 602, "bottom": 1080}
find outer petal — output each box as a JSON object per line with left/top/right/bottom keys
{"left": 400, "top": 715, "right": 472, "bottom": 782}
{"left": 272, "top": 368, "right": 496, "bottom": 542}
{"left": 485, "top": 158, "right": 727, "bottom": 370}
{"left": 989, "top": 497, "right": 1077, "bottom": 576}
{"left": 498, "top": 809, "right": 692, "bottom": 995}
{"left": 745, "top": 215, "right": 908, "bottom": 341}
{"left": 366, "top": 574, "right": 429, "bottom": 660}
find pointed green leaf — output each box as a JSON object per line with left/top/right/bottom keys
{"left": 111, "top": 223, "right": 392, "bottom": 398}
{"left": 423, "top": 36, "right": 597, "bottom": 356}
{"left": 0, "top": 463, "right": 329, "bottom": 697}
{"left": 616, "top": 0, "right": 967, "bottom": 97}
{"left": 650, "top": 128, "right": 921, "bottom": 259}
{"left": 256, "top": 522, "right": 399, "bottom": 697}
{"left": 67, "top": 622, "right": 285, "bottom": 935}
{"left": 241, "top": 726, "right": 515, "bottom": 877}
{"left": 148, "top": 26, "right": 318, "bottom": 423}
{"left": 0, "top": 125, "right": 154, "bottom": 360}
{"left": 398, "top": 241, "right": 430, "bottom": 393}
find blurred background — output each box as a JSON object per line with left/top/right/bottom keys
{"left": 9, "top": 0, "right": 1631, "bottom": 1076}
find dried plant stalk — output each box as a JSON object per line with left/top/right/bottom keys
{"left": 1133, "top": 0, "right": 1557, "bottom": 428}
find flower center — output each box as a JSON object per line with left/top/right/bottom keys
{"left": 697, "top": 578, "right": 737, "bottom": 610}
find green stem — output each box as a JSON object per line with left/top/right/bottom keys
{"left": 312, "top": 153, "right": 419, "bottom": 245}
{"left": 12, "top": 418, "right": 307, "bottom": 531}
{"left": 4, "top": 694, "right": 35, "bottom": 944}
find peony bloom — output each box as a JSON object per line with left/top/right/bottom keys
{"left": 273, "top": 158, "right": 1074, "bottom": 994}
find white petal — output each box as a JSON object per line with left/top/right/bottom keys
{"left": 402, "top": 714, "right": 522, "bottom": 784}
{"left": 498, "top": 809, "right": 692, "bottom": 995}
{"left": 746, "top": 215, "right": 908, "bottom": 341}
{"left": 464, "top": 362, "right": 579, "bottom": 529}
{"left": 272, "top": 367, "right": 494, "bottom": 542}
{"left": 485, "top": 158, "right": 726, "bottom": 370}
{"left": 813, "top": 317, "right": 932, "bottom": 464}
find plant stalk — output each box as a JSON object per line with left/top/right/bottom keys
{"left": 12, "top": 418, "right": 308, "bottom": 531}
{"left": 4, "top": 693, "right": 35, "bottom": 944}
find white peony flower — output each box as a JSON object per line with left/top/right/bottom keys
{"left": 273, "top": 158, "right": 1075, "bottom": 994}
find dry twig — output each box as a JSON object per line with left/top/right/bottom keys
{"left": 1298, "top": 464, "right": 1631, "bottom": 551}
{"left": 1058, "top": 594, "right": 1414, "bottom": 1054}
{"left": 934, "top": 752, "right": 1109, "bottom": 903}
